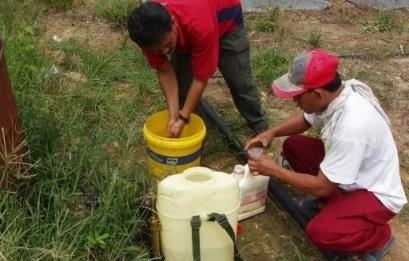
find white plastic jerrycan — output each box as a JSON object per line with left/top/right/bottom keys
{"left": 157, "top": 167, "right": 240, "bottom": 261}
{"left": 231, "top": 164, "right": 270, "bottom": 221}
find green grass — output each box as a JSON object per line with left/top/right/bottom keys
{"left": 95, "top": 0, "right": 137, "bottom": 27}
{"left": 0, "top": 0, "right": 157, "bottom": 259}
{"left": 41, "top": 0, "right": 74, "bottom": 10}
{"left": 252, "top": 50, "right": 289, "bottom": 87}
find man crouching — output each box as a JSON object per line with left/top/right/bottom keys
{"left": 246, "top": 48, "right": 407, "bottom": 260}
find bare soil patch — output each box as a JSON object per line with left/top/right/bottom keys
{"left": 42, "top": 0, "right": 124, "bottom": 52}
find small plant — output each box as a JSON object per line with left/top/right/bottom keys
{"left": 307, "top": 31, "right": 322, "bottom": 48}
{"left": 255, "top": 19, "right": 276, "bottom": 33}
{"left": 254, "top": 7, "right": 280, "bottom": 33}
{"left": 267, "top": 7, "right": 280, "bottom": 23}
{"left": 87, "top": 232, "right": 110, "bottom": 249}
{"left": 361, "top": 20, "right": 377, "bottom": 33}
{"left": 377, "top": 12, "right": 395, "bottom": 32}
{"left": 361, "top": 11, "right": 401, "bottom": 33}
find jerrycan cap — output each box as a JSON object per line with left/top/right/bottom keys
{"left": 182, "top": 167, "right": 216, "bottom": 186}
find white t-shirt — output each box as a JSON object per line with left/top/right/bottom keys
{"left": 305, "top": 90, "right": 407, "bottom": 213}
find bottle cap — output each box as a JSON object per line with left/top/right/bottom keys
{"left": 233, "top": 165, "right": 245, "bottom": 176}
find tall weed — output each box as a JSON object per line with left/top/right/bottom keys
{"left": 95, "top": 0, "right": 137, "bottom": 27}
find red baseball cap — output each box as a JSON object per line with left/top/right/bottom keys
{"left": 272, "top": 49, "right": 339, "bottom": 99}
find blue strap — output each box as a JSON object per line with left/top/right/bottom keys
{"left": 147, "top": 148, "right": 202, "bottom": 166}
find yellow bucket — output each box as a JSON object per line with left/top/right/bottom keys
{"left": 143, "top": 110, "right": 206, "bottom": 179}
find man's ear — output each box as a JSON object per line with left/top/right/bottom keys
{"left": 313, "top": 88, "right": 326, "bottom": 99}
{"left": 170, "top": 16, "right": 177, "bottom": 32}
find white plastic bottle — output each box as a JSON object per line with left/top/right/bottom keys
{"left": 232, "top": 164, "right": 270, "bottom": 221}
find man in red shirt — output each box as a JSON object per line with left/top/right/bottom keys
{"left": 128, "top": 0, "right": 267, "bottom": 137}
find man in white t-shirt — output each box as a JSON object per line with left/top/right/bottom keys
{"left": 246, "top": 48, "right": 407, "bottom": 260}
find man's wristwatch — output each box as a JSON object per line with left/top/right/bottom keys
{"left": 178, "top": 113, "right": 190, "bottom": 124}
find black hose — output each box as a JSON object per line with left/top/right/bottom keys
{"left": 199, "top": 99, "right": 248, "bottom": 163}
{"left": 267, "top": 180, "right": 309, "bottom": 230}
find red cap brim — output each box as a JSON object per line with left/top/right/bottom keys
{"left": 271, "top": 73, "right": 307, "bottom": 99}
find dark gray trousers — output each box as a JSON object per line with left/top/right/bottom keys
{"left": 171, "top": 26, "right": 267, "bottom": 133}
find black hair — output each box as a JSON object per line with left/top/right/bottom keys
{"left": 127, "top": 2, "right": 172, "bottom": 47}
{"left": 322, "top": 71, "right": 342, "bottom": 92}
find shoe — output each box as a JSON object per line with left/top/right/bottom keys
{"left": 344, "top": 235, "right": 396, "bottom": 261}
{"left": 361, "top": 235, "right": 396, "bottom": 261}
{"left": 293, "top": 195, "right": 320, "bottom": 218}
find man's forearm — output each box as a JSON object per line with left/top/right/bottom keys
{"left": 157, "top": 61, "right": 179, "bottom": 118}
{"left": 180, "top": 77, "right": 207, "bottom": 118}
{"left": 272, "top": 166, "right": 336, "bottom": 198}
{"left": 269, "top": 111, "right": 311, "bottom": 138}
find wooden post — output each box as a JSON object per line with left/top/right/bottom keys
{"left": 0, "top": 38, "right": 26, "bottom": 188}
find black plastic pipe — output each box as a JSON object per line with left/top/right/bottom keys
{"left": 267, "top": 180, "right": 309, "bottom": 229}
{"left": 199, "top": 99, "right": 248, "bottom": 163}
{"left": 199, "top": 98, "right": 336, "bottom": 261}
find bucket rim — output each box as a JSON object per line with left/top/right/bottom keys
{"left": 143, "top": 111, "right": 206, "bottom": 149}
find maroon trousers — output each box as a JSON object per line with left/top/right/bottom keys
{"left": 283, "top": 135, "right": 395, "bottom": 254}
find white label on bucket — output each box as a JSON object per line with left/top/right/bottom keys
{"left": 166, "top": 158, "right": 178, "bottom": 165}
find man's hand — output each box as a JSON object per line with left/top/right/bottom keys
{"left": 166, "top": 118, "right": 185, "bottom": 138}
{"left": 249, "top": 152, "right": 338, "bottom": 198}
{"left": 245, "top": 129, "right": 275, "bottom": 150}
{"left": 246, "top": 112, "right": 312, "bottom": 151}
{"left": 248, "top": 153, "right": 277, "bottom": 177}
{"left": 166, "top": 115, "right": 178, "bottom": 137}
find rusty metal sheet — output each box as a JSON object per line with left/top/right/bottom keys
{"left": 0, "top": 38, "right": 25, "bottom": 188}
